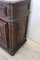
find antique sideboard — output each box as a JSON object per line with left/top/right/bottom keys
{"left": 0, "top": 0, "right": 31, "bottom": 55}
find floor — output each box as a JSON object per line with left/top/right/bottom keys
{"left": 0, "top": 37, "right": 40, "bottom": 60}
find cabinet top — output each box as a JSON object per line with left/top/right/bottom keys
{"left": 0, "top": 0, "right": 26, "bottom": 4}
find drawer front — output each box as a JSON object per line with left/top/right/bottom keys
{"left": 0, "top": 2, "right": 10, "bottom": 17}
{"left": 0, "top": 20, "right": 9, "bottom": 48}
{"left": 0, "top": 1, "right": 31, "bottom": 19}
{"left": 0, "top": 0, "right": 31, "bottom": 18}
{"left": 10, "top": 1, "right": 30, "bottom": 19}
{"left": 11, "top": 2, "right": 27, "bottom": 19}
{"left": 15, "top": 5, "right": 27, "bottom": 18}
{"left": 0, "top": 2, "right": 7, "bottom": 16}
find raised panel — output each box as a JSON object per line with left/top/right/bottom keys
{"left": 0, "top": 5, "right": 7, "bottom": 16}
{"left": 0, "top": 20, "right": 9, "bottom": 48}
{"left": 17, "top": 16, "right": 27, "bottom": 44}
{"left": 9, "top": 22, "right": 18, "bottom": 49}
{"left": 11, "top": 2, "right": 27, "bottom": 19}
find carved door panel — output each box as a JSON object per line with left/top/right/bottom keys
{"left": 0, "top": 20, "right": 9, "bottom": 48}
{"left": 17, "top": 16, "right": 27, "bottom": 45}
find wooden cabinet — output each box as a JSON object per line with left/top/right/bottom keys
{"left": 0, "top": 0, "right": 31, "bottom": 55}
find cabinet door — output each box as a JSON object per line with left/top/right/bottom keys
{"left": 17, "top": 16, "right": 27, "bottom": 44}
{"left": 0, "top": 20, "right": 9, "bottom": 48}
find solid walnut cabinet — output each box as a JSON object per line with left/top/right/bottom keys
{"left": 0, "top": 0, "right": 31, "bottom": 55}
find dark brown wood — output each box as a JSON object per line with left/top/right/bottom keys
{"left": 0, "top": 19, "right": 9, "bottom": 48}
{"left": 0, "top": 0, "right": 31, "bottom": 55}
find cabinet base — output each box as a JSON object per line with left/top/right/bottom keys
{"left": 0, "top": 39, "right": 27, "bottom": 56}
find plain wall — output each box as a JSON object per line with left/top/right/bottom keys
{"left": 27, "top": 0, "right": 40, "bottom": 43}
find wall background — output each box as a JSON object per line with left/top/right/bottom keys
{"left": 27, "top": 0, "right": 40, "bottom": 43}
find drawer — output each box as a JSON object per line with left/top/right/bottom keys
{"left": 0, "top": 2, "right": 9, "bottom": 17}
{"left": 0, "top": 19, "right": 9, "bottom": 48}
{"left": 11, "top": 2, "right": 28, "bottom": 19}
{"left": 15, "top": 5, "right": 27, "bottom": 18}
{"left": 0, "top": 3, "right": 7, "bottom": 16}
{"left": 10, "top": 1, "right": 30, "bottom": 19}
{"left": 0, "top": 1, "right": 30, "bottom": 19}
